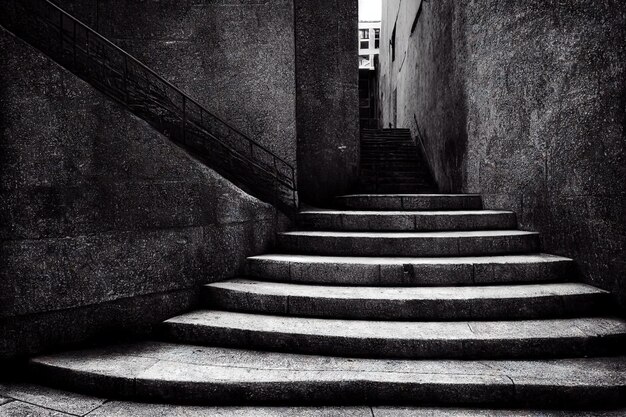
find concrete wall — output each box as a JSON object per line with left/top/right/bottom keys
{"left": 0, "top": 28, "right": 282, "bottom": 359}
{"left": 55, "top": 0, "right": 297, "bottom": 167}
{"left": 56, "top": 0, "right": 360, "bottom": 205}
{"left": 294, "top": 0, "right": 360, "bottom": 204}
{"left": 379, "top": 0, "right": 626, "bottom": 309}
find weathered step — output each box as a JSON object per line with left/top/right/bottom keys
{"left": 337, "top": 194, "right": 483, "bottom": 210}
{"left": 162, "top": 311, "right": 626, "bottom": 359}
{"left": 203, "top": 280, "right": 609, "bottom": 320}
{"left": 297, "top": 210, "right": 516, "bottom": 231}
{"left": 355, "top": 186, "right": 438, "bottom": 194}
{"left": 278, "top": 230, "right": 540, "bottom": 257}
{"left": 247, "top": 254, "right": 576, "bottom": 286}
{"left": 28, "top": 342, "right": 626, "bottom": 407}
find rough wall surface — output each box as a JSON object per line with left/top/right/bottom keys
{"left": 294, "top": 0, "right": 360, "bottom": 204}
{"left": 0, "top": 28, "right": 281, "bottom": 359}
{"left": 379, "top": 0, "right": 626, "bottom": 308}
{"left": 55, "top": 0, "right": 297, "bottom": 167}
{"left": 379, "top": 0, "right": 467, "bottom": 192}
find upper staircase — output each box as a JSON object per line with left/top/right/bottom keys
{"left": 357, "top": 128, "right": 436, "bottom": 193}
{"left": 27, "top": 193, "right": 626, "bottom": 408}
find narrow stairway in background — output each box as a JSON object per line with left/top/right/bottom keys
{"left": 28, "top": 193, "right": 626, "bottom": 408}
{"left": 356, "top": 128, "right": 436, "bottom": 193}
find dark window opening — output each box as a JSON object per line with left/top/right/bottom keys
{"left": 359, "top": 29, "right": 369, "bottom": 40}
{"left": 390, "top": 23, "right": 396, "bottom": 61}
{"left": 360, "top": 40, "right": 369, "bottom": 49}
{"left": 374, "top": 28, "right": 380, "bottom": 48}
{"left": 410, "top": 2, "right": 423, "bottom": 35}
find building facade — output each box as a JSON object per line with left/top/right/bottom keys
{"left": 358, "top": 20, "right": 380, "bottom": 69}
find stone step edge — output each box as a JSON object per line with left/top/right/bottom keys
{"left": 28, "top": 342, "right": 626, "bottom": 406}
{"left": 162, "top": 311, "right": 626, "bottom": 359}
{"left": 245, "top": 253, "right": 576, "bottom": 286}
{"left": 202, "top": 280, "right": 609, "bottom": 319}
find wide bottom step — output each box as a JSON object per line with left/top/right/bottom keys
{"left": 29, "top": 342, "right": 626, "bottom": 407}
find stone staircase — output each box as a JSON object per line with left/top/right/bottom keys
{"left": 357, "top": 129, "right": 436, "bottom": 193}
{"left": 27, "top": 193, "right": 626, "bottom": 408}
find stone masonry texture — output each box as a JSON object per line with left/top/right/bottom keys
{"left": 0, "top": 27, "right": 283, "bottom": 359}
{"left": 294, "top": 0, "right": 360, "bottom": 204}
{"left": 54, "top": 0, "right": 298, "bottom": 167}
{"left": 379, "top": 0, "right": 626, "bottom": 310}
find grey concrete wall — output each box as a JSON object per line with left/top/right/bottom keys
{"left": 55, "top": 0, "right": 297, "bottom": 167}
{"left": 379, "top": 0, "right": 626, "bottom": 308}
{"left": 379, "top": 0, "right": 466, "bottom": 192}
{"left": 0, "top": 28, "right": 283, "bottom": 359}
{"left": 294, "top": 0, "right": 360, "bottom": 204}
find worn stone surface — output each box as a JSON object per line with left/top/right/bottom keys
{"left": 336, "top": 194, "right": 483, "bottom": 211}
{"left": 203, "top": 279, "right": 608, "bottom": 320}
{"left": 247, "top": 254, "right": 576, "bottom": 286}
{"left": 378, "top": 0, "right": 626, "bottom": 310}
{"left": 372, "top": 408, "right": 626, "bottom": 417}
{"left": 0, "top": 401, "right": 74, "bottom": 416}
{"left": 54, "top": 0, "right": 297, "bottom": 167}
{"left": 277, "top": 230, "right": 540, "bottom": 257}
{"left": 0, "top": 383, "right": 106, "bottom": 416}
{"left": 88, "top": 403, "right": 371, "bottom": 417}
{"left": 162, "top": 310, "right": 626, "bottom": 358}
{"left": 294, "top": 0, "right": 360, "bottom": 204}
{"left": 27, "top": 342, "right": 626, "bottom": 406}
{"left": 297, "top": 209, "right": 516, "bottom": 231}
{"left": 0, "top": 28, "right": 281, "bottom": 359}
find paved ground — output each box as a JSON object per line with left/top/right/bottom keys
{"left": 0, "top": 382, "right": 625, "bottom": 416}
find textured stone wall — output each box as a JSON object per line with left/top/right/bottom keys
{"left": 0, "top": 28, "right": 282, "bottom": 359}
{"left": 379, "top": 0, "right": 626, "bottom": 309}
{"left": 294, "top": 0, "right": 360, "bottom": 204}
{"left": 379, "top": 0, "right": 465, "bottom": 192}
{"left": 55, "top": 0, "right": 297, "bottom": 166}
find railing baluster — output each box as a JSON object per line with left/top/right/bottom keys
{"left": 72, "top": 20, "right": 76, "bottom": 68}
{"left": 123, "top": 55, "right": 129, "bottom": 105}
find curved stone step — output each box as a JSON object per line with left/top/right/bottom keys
{"left": 337, "top": 194, "right": 483, "bottom": 210}
{"left": 161, "top": 311, "right": 626, "bottom": 359}
{"left": 203, "top": 280, "right": 608, "bottom": 320}
{"left": 247, "top": 254, "right": 576, "bottom": 286}
{"left": 297, "top": 210, "right": 517, "bottom": 231}
{"left": 278, "top": 230, "right": 540, "bottom": 257}
{"left": 28, "top": 342, "right": 626, "bottom": 406}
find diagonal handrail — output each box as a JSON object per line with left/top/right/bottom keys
{"left": 1, "top": 0, "right": 298, "bottom": 211}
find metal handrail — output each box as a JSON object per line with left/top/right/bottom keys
{"left": 1, "top": 0, "right": 298, "bottom": 211}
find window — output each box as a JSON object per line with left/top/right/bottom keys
{"left": 359, "top": 55, "right": 371, "bottom": 68}
{"left": 374, "top": 28, "right": 380, "bottom": 49}
{"left": 359, "top": 29, "right": 369, "bottom": 40}
{"left": 360, "top": 40, "right": 369, "bottom": 50}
